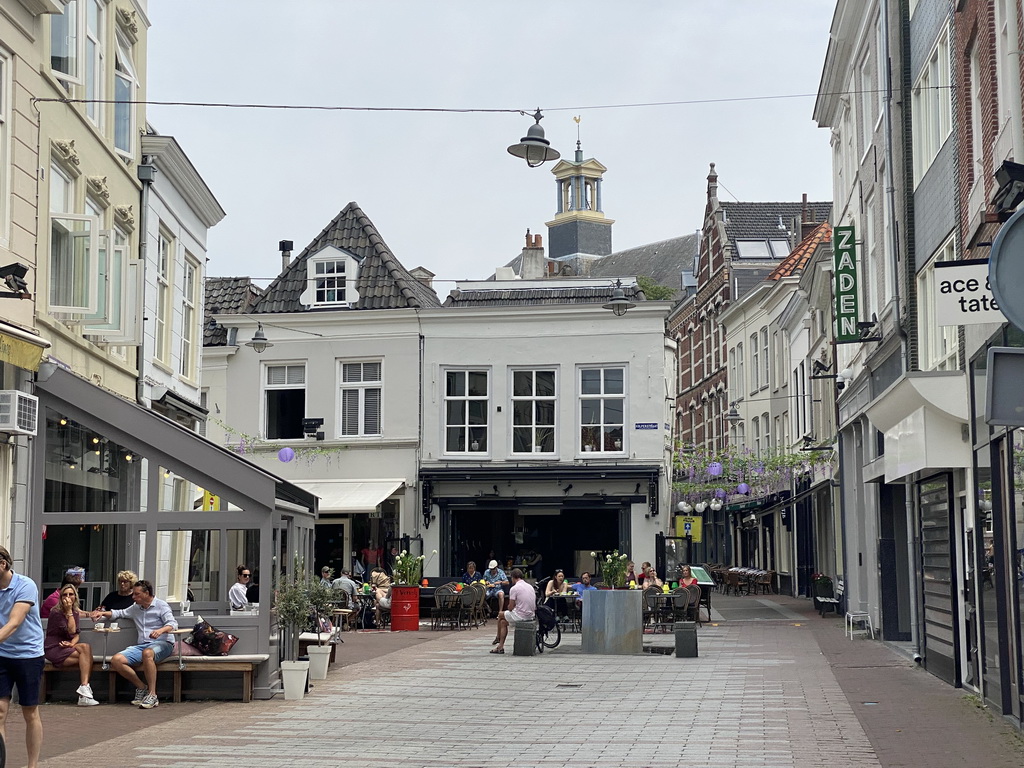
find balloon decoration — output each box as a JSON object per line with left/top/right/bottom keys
{"left": 707, "top": 461, "right": 723, "bottom": 476}
{"left": 715, "top": 488, "right": 727, "bottom": 499}
{"left": 737, "top": 482, "right": 750, "bottom": 495}
{"left": 277, "top": 447, "right": 296, "bottom": 463}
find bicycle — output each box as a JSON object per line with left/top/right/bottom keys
{"left": 535, "top": 604, "right": 561, "bottom": 653}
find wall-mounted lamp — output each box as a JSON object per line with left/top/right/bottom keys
{"left": 725, "top": 402, "right": 742, "bottom": 422}
{"left": 0, "top": 262, "right": 31, "bottom": 299}
{"left": 244, "top": 323, "right": 273, "bottom": 353}
{"left": 507, "top": 108, "right": 560, "bottom": 168}
{"left": 602, "top": 279, "right": 636, "bottom": 316}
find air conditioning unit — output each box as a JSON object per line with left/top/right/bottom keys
{"left": 0, "top": 391, "right": 38, "bottom": 436}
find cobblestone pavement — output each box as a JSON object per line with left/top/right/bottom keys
{"left": 8, "top": 594, "right": 1024, "bottom": 768}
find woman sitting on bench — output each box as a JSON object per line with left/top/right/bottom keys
{"left": 44, "top": 584, "right": 99, "bottom": 706}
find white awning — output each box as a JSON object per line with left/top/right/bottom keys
{"left": 298, "top": 479, "right": 405, "bottom": 514}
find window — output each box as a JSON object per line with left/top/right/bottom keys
{"left": 760, "top": 327, "right": 769, "bottom": 388}
{"left": 82, "top": 228, "right": 143, "bottom": 344}
{"left": 0, "top": 53, "right": 8, "bottom": 244}
{"left": 511, "top": 369, "right": 556, "bottom": 454}
{"left": 752, "top": 416, "right": 761, "bottom": 457}
{"left": 728, "top": 346, "right": 737, "bottom": 392}
{"left": 301, "top": 248, "right": 361, "bottom": 307}
{"left": 749, "top": 334, "right": 759, "bottom": 394}
{"left": 579, "top": 366, "right": 625, "bottom": 453}
{"left": 917, "top": 238, "right": 959, "bottom": 372}
{"left": 444, "top": 369, "right": 488, "bottom": 453}
{"left": 735, "top": 239, "right": 791, "bottom": 259}
{"left": 51, "top": 0, "right": 82, "bottom": 83}
{"left": 762, "top": 413, "right": 771, "bottom": 454}
{"left": 863, "top": 194, "right": 879, "bottom": 318}
{"left": 859, "top": 49, "right": 876, "bottom": 154}
{"left": 264, "top": 364, "right": 306, "bottom": 440}
{"left": 155, "top": 230, "right": 172, "bottom": 363}
{"left": 113, "top": 32, "right": 136, "bottom": 157}
{"left": 340, "top": 361, "right": 382, "bottom": 437}
{"left": 49, "top": 163, "right": 100, "bottom": 314}
{"left": 969, "top": 41, "right": 984, "bottom": 185}
{"left": 912, "top": 27, "right": 951, "bottom": 184}
{"left": 85, "top": 0, "right": 103, "bottom": 126}
{"left": 735, "top": 342, "right": 745, "bottom": 398}
{"left": 179, "top": 257, "right": 199, "bottom": 379}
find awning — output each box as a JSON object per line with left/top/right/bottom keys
{"left": 0, "top": 322, "right": 49, "bottom": 372}
{"left": 865, "top": 371, "right": 970, "bottom": 483}
{"left": 299, "top": 479, "right": 405, "bottom": 514}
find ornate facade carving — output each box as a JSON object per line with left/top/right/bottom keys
{"left": 86, "top": 175, "right": 110, "bottom": 202}
{"left": 116, "top": 7, "right": 139, "bottom": 42}
{"left": 52, "top": 140, "right": 81, "bottom": 172}
{"left": 114, "top": 204, "right": 135, "bottom": 232}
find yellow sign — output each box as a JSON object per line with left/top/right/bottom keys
{"left": 0, "top": 332, "right": 45, "bottom": 372}
{"left": 201, "top": 490, "right": 221, "bottom": 511}
{"left": 675, "top": 515, "right": 703, "bottom": 542}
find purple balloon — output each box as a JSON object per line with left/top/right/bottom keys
{"left": 737, "top": 482, "right": 750, "bottom": 495}
{"left": 707, "top": 461, "right": 723, "bottom": 476}
{"left": 278, "top": 447, "right": 295, "bottom": 463}
{"left": 715, "top": 488, "right": 727, "bottom": 499}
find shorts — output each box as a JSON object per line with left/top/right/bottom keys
{"left": 486, "top": 587, "right": 505, "bottom": 600}
{"left": 503, "top": 610, "right": 534, "bottom": 626}
{"left": 0, "top": 655, "right": 45, "bottom": 707}
{"left": 119, "top": 640, "right": 175, "bottom": 666}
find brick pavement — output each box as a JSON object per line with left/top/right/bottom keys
{"left": 3, "top": 597, "right": 1021, "bottom": 767}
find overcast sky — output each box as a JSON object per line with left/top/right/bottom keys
{"left": 146, "top": 1, "right": 835, "bottom": 288}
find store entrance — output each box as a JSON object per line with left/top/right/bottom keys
{"left": 450, "top": 507, "right": 622, "bottom": 579}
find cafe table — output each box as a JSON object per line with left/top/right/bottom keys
{"left": 89, "top": 624, "right": 122, "bottom": 670}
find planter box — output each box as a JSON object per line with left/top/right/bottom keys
{"left": 280, "top": 660, "right": 309, "bottom": 700}
{"left": 391, "top": 585, "right": 420, "bottom": 631}
{"left": 307, "top": 645, "right": 332, "bottom": 680}
{"left": 581, "top": 588, "right": 643, "bottom": 655}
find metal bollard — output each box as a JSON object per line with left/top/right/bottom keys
{"left": 674, "top": 621, "right": 698, "bottom": 658}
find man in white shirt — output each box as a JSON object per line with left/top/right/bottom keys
{"left": 228, "top": 565, "right": 251, "bottom": 610}
{"left": 490, "top": 569, "right": 535, "bottom": 654}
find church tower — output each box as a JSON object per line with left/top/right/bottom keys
{"left": 545, "top": 142, "right": 614, "bottom": 264}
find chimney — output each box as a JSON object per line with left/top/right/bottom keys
{"left": 410, "top": 266, "right": 435, "bottom": 289}
{"left": 519, "top": 228, "right": 547, "bottom": 279}
{"left": 279, "top": 240, "right": 293, "bottom": 272}
{"left": 799, "top": 194, "right": 818, "bottom": 241}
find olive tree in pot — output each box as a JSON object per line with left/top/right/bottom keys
{"left": 306, "top": 576, "right": 338, "bottom": 679}
{"left": 275, "top": 571, "right": 313, "bottom": 699}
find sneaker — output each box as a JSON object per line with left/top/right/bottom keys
{"left": 131, "top": 688, "right": 147, "bottom": 705}
{"left": 138, "top": 693, "right": 159, "bottom": 709}
{"left": 76, "top": 683, "right": 94, "bottom": 699}
{"left": 77, "top": 695, "right": 99, "bottom": 707}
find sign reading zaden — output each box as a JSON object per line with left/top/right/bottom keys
{"left": 833, "top": 225, "right": 859, "bottom": 343}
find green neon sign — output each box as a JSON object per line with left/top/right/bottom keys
{"left": 833, "top": 225, "right": 859, "bottom": 343}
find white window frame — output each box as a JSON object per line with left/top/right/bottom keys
{"left": 339, "top": 360, "right": 382, "bottom": 438}
{"left": 859, "top": 48, "right": 875, "bottom": 158}
{"left": 762, "top": 413, "right": 771, "bottom": 454}
{"left": 113, "top": 30, "right": 136, "bottom": 158}
{"left": 83, "top": 227, "right": 142, "bottom": 345}
{"left": 0, "top": 51, "right": 9, "bottom": 248}
{"left": 155, "top": 229, "right": 172, "bottom": 364}
{"left": 578, "top": 365, "right": 626, "bottom": 455}
{"left": 301, "top": 247, "right": 361, "bottom": 307}
{"left": 510, "top": 368, "right": 557, "bottom": 456}
{"left": 263, "top": 363, "right": 307, "bottom": 440}
{"left": 443, "top": 368, "right": 489, "bottom": 455}
{"left": 760, "top": 327, "right": 769, "bottom": 388}
{"left": 912, "top": 26, "right": 952, "bottom": 185}
{"left": 735, "top": 342, "right": 745, "bottom": 400}
{"left": 179, "top": 256, "right": 199, "bottom": 379}
{"left": 51, "top": 0, "right": 84, "bottom": 84}
{"left": 917, "top": 238, "right": 959, "bottom": 372}
{"left": 85, "top": 0, "right": 104, "bottom": 127}
{"left": 749, "top": 333, "right": 759, "bottom": 394}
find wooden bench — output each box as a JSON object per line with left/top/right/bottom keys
{"left": 815, "top": 578, "right": 844, "bottom": 616}
{"left": 42, "top": 654, "right": 269, "bottom": 703}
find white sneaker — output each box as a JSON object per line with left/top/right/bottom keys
{"left": 131, "top": 687, "right": 147, "bottom": 705}
{"left": 77, "top": 695, "right": 99, "bottom": 707}
{"left": 76, "top": 683, "right": 94, "bottom": 699}
{"left": 138, "top": 693, "right": 159, "bottom": 709}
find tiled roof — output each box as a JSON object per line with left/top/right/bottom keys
{"left": 204, "top": 277, "right": 264, "bottom": 346}
{"left": 588, "top": 233, "right": 699, "bottom": 294}
{"left": 443, "top": 284, "right": 646, "bottom": 308}
{"left": 721, "top": 201, "right": 832, "bottom": 245}
{"left": 252, "top": 202, "right": 441, "bottom": 313}
{"left": 767, "top": 222, "right": 831, "bottom": 280}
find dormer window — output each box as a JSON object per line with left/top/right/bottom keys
{"left": 300, "top": 246, "right": 360, "bottom": 307}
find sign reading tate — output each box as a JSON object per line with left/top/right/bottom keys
{"left": 933, "top": 260, "right": 1003, "bottom": 326}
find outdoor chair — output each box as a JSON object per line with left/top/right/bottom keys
{"left": 430, "top": 583, "right": 458, "bottom": 630}
{"left": 643, "top": 586, "right": 665, "bottom": 631}
{"left": 458, "top": 587, "right": 477, "bottom": 629}
{"left": 725, "top": 571, "right": 747, "bottom": 596}
{"left": 755, "top": 570, "right": 776, "bottom": 595}
{"left": 668, "top": 588, "right": 691, "bottom": 624}
{"left": 684, "top": 584, "right": 704, "bottom": 625}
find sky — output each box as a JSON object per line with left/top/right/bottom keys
{"left": 146, "top": 1, "right": 836, "bottom": 289}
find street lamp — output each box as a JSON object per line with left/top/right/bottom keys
{"left": 245, "top": 323, "right": 273, "bottom": 353}
{"left": 602, "top": 279, "right": 636, "bottom": 316}
{"left": 507, "top": 109, "right": 560, "bottom": 168}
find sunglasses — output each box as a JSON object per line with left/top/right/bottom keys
{"left": 241, "top": 573, "right": 251, "bottom": 578}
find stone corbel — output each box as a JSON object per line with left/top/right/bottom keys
{"left": 52, "top": 140, "right": 81, "bottom": 173}
{"left": 86, "top": 175, "right": 110, "bottom": 203}
{"left": 116, "top": 7, "right": 139, "bottom": 43}
{"left": 114, "top": 204, "right": 135, "bottom": 232}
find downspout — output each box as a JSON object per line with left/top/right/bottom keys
{"left": 881, "top": 0, "right": 920, "bottom": 656}
{"left": 135, "top": 160, "right": 155, "bottom": 405}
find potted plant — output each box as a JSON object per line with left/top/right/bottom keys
{"left": 598, "top": 550, "right": 630, "bottom": 588}
{"left": 306, "top": 578, "right": 337, "bottom": 680}
{"left": 274, "top": 571, "right": 313, "bottom": 699}
{"left": 390, "top": 550, "right": 432, "bottom": 631}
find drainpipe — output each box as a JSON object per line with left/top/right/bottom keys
{"left": 135, "top": 161, "right": 156, "bottom": 405}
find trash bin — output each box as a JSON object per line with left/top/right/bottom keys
{"left": 390, "top": 585, "right": 420, "bottom": 631}
{"left": 674, "top": 621, "right": 697, "bottom": 657}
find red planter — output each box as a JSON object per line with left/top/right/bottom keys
{"left": 390, "top": 585, "right": 420, "bottom": 631}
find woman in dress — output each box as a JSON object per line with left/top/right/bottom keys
{"left": 679, "top": 565, "right": 699, "bottom": 588}
{"left": 44, "top": 584, "right": 99, "bottom": 706}
{"left": 98, "top": 569, "right": 137, "bottom": 611}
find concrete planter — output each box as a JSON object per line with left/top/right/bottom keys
{"left": 281, "top": 660, "right": 310, "bottom": 700}
{"left": 581, "top": 588, "right": 643, "bottom": 655}
{"left": 307, "top": 645, "right": 332, "bottom": 680}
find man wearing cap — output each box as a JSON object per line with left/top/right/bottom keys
{"left": 484, "top": 560, "right": 509, "bottom": 621}
{"left": 319, "top": 566, "right": 334, "bottom": 588}
{"left": 0, "top": 545, "right": 45, "bottom": 768}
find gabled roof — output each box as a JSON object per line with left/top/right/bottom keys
{"left": 443, "top": 283, "right": 645, "bottom": 308}
{"left": 767, "top": 222, "right": 832, "bottom": 280}
{"left": 253, "top": 202, "right": 441, "bottom": 313}
{"left": 722, "top": 201, "right": 832, "bottom": 246}
{"left": 589, "top": 233, "right": 699, "bottom": 293}
{"left": 204, "top": 277, "right": 264, "bottom": 346}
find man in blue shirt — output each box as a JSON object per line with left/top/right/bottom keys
{"left": 484, "top": 560, "right": 509, "bottom": 619}
{"left": 0, "top": 545, "right": 44, "bottom": 768}
{"left": 92, "top": 579, "right": 177, "bottom": 709}
{"left": 571, "top": 572, "right": 598, "bottom": 602}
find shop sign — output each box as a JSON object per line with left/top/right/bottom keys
{"left": 0, "top": 331, "right": 45, "bottom": 371}
{"left": 674, "top": 515, "right": 703, "bottom": 542}
{"left": 933, "top": 260, "right": 1003, "bottom": 325}
{"left": 833, "top": 225, "right": 859, "bottom": 343}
